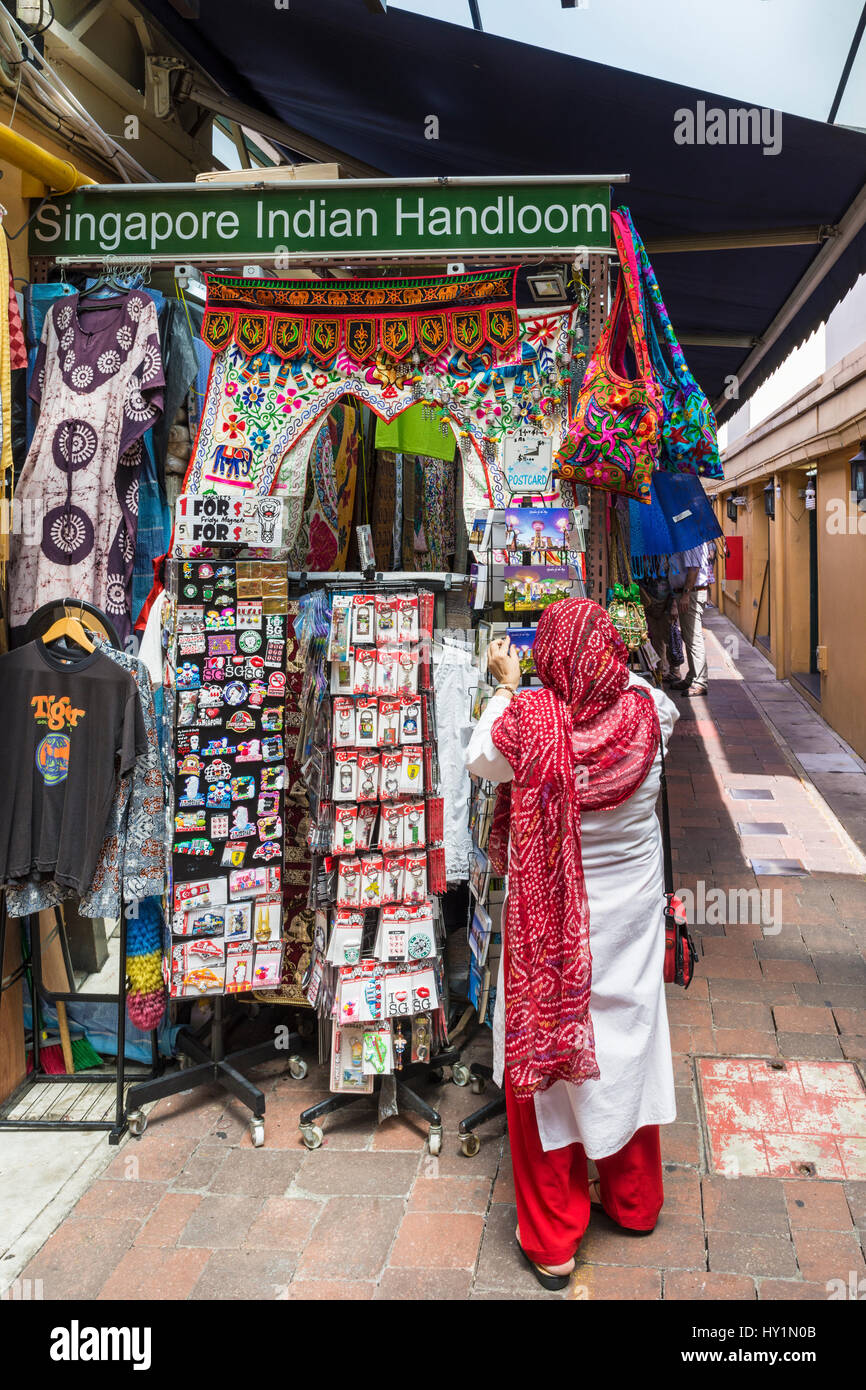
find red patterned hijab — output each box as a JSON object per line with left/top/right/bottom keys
{"left": 489, "top": 598, "right": 660, "bottom": 1100}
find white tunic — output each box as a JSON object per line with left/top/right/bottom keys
{"left": 465, "top": 674, "right": 678, "bottom": 1159}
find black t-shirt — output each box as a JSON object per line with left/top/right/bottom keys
{"left": 0, "top": 640, "right": 147, "bottom": 895}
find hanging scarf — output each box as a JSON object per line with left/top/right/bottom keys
{"left": 488, "top": 598, "right": 660, "bottom": 1100}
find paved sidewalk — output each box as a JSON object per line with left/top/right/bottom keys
{"left": 5, "top": 610, "right": 866, "bottom": 1301}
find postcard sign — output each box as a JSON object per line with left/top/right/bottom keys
{"left": 502, "top": 426, "right": 555, "bottom": 494}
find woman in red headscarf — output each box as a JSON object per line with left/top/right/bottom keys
{"left": 466, "top": 598, "right": 679, "bottom": 1290}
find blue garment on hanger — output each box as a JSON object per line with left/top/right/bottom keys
{"left": 629, "top": 472, "right": 721, "bottom": 577}
{"left": 23, "top": 282, "right": 74, "bottom": 448}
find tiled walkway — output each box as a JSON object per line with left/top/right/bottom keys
{"left": 7, "top": 611, "right": 866, "bottom": 1300}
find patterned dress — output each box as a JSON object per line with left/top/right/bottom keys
{"left": 10, "top": 291, "right": 164, "bottom": 643}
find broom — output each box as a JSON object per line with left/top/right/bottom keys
{"left": 22, "top": 919, "right": 105, "bottom": 1074}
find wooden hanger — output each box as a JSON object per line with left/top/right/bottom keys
{"left": 40, "top": 614, "right": 95, "bottom": 653}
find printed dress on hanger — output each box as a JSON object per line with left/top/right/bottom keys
{"left": 9, "top": 290, "right": 165, "bottom": 643}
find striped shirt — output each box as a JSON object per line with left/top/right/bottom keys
{"left": 674, "top": 542, "right": 715, "bottom": 588}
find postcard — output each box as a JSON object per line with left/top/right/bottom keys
{"left": 503, "top": 565, "right": 576, "bottom": 611}
{"left": 506, "top": 627, "right": 538, "bottom": 676}
{"left": 502, "top": 507, "right": 572, "bottom": 553}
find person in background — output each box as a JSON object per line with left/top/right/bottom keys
{"left": 465, "top": 599, "right": 678, "bottom": 1291}
{"left": 671, "top": 540, "right": 715, "bottom": 697}
{"left": 639, "top": 559, "right": 680, "bottom": 685}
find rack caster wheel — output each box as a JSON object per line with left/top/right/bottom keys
{"left": 471, "top": 1076, "right": 486, "bottom": 1095}
{"left": 451, "top": 1062, "right": 471, "bottom": 1087}
{"left": 127, "top": 1109, "right": 147, "bottom": 1138}
{"left": 288, "top": 1056, "right": 308, "bottom": 1080}
{"left": 300, "top": 1123, "right": 323, "bottom": 1150}
{"left": 427, "top": 1124, "right": 443, "bottom": 1157}
{"left": 249, "top": 1116, "right": 265, "bottom": 1147}
{"left": 460, "top": 1132, "right": 481, "bottom": 1158}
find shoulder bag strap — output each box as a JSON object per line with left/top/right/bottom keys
{"left": 619, "top": 206, "right": 700, "bottom": 393}
{"left": 610, "top": 209, "right": 656, "bottom": 385}
{"left": 658, "top": 737, "right": 674, "bottom": 897}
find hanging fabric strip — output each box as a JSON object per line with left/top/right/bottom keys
{"left": 201, "top": 266, "right": 520, "bottom": 363}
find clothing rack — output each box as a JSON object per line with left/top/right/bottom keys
{"left": 0, "top": 896, "right": 159, "bottom": 1142}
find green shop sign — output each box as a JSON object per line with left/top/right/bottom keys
{"left": 28, "top": 177, "right": 613, "bottom": 262}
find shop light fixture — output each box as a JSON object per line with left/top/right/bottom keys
{"left": 764, "top": 481, "right": 776, "bottom": 519}
{"left": 526, "top": 271, "right": 567, "bottom": 302}
{"left": 804, "top": 472, "right": 817, "bottom": 511}
{"left": 850, "top": 443, "right": 866, "bottom": 508}
{"left": 726, "top": 497, "right": 738, "bottom": 523}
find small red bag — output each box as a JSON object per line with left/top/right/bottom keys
{"left": 664, "top": 891, "right": 698, "bottom": 988}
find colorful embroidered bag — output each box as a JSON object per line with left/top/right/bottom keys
{"left": 553, "top": 210, "right": 661, "bottom": 503}
{"left": 617, "top": 207, "right": 723, "bottom": 479}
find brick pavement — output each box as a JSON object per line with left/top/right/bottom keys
{"left": 8, "top": 611, "right": 866, "bottom": 1301}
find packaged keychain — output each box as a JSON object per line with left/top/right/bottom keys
{"left": 355, "top": 801, "right": 378, "bottom": 851}
{"left": 399, "top": 696, "right": 422, "bottom": 744}
{"left": 338, "top": 975, "right": 363, "bottom": 1024}
{"left": 374, "top": 595, "right": 399, "bottom": 645}
{"left": 379, "top": 802, "right": 404, "bottom": 852}
{"left": 333, "top": 749, "right": 359, "bottom": 802}
{"left": 362, "top": 1026, "right": 393, "bottom": 1075}
{"left": 328, "top": 595, "right": 352, "bottom": 661}
{"left": 377, "top": 697, "right": 401, "bottom": 747}
{"left": 334, "top": 804, "right": 358, "bottom": 854}
{"left": 394, "top": 647, "right": 419, "bottom": 695}
{"left": 402, "top": 799, "right": 426, "bottom": 849}
{"left": 337, "top": 856, "right": 362, "bottom": 908}
{"left": 400, "top": 746, "right": 424, "bottom": 795}
{"left": 358, "top": 969, "right": 384, "bottom": 1023}
{"left": 403, "top": 850, "right": 428, "bottom": 904}
{"left": 332, "top": 697, "right": 356, "bottom": 747}
{"left": 396, "top": 595, "right": 419, "bottom": 643}
{"left": 380, "top": 751, "right": 402, "bottom": 802}
{"left": 331, "top": 651, "right": 355, "bottom": 696}
{"left": 328, "top": 908, "right": 365, "bottom": 966}
{"left": 382, "top": 853, "right": 405, "bottom": 904}
{"left": 375, "top": 646, "right": 398, "bottom": 696}
{"left": 360, "top": 852, "right": 383, "bottom": 909}
{"left": 352, "top": 594, "right": 377, "bottom": 645}
{"left": 355, "top": 696, "right": 378, "bottom": 747}
{"left": 353, "top": 645, "right": 378, "bottom": 696}
{"left": 356, "top": 752, "right": 380, "bottom": 802}
{"left": 411, "top": 966, "right": 438, "bottom": 1014}
{"left": 252, "top": 943, "right": 283, "bottom": 989}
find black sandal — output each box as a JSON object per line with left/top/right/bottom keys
{"left": 519, "top": 1244, "right": 574, "bottom": 1292}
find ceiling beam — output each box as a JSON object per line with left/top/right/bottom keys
{"left": 45, "top": 18, "right": 215, "bottom": 174}
{"left": 180, "top": 77, "right": 383, "bottom": 177}
{"left": 647, "top": 226, "right": 834, "bottom": 254}
{"left": 678, "top": 332, "right": 757, "bottom": 348}
{"left": 69, "top": 0, "right": 115, "bottom": 39}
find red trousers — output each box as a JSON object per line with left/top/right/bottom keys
{"left": 505, "top": 1072, "right": 665, "bottom": 1266}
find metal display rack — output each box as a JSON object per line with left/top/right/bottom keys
{"left": 297, "top": 571, "right": 470, "bottom": 1154}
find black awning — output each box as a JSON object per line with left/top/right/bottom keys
{"left": 141, "top": 0, "right": 866, "bottom": 419}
